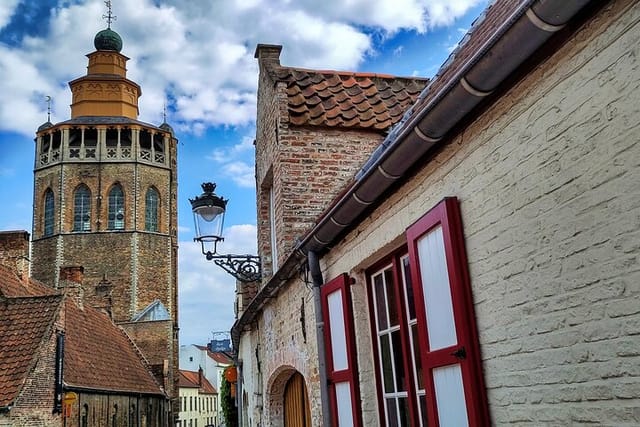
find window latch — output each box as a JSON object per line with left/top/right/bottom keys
{"left": 451, "top": 347, "right": 466, "bottom": 360}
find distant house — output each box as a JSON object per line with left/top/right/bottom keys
{"left": 177, "top": 369, "right": 218, "bottom": 427}
{"left": 235, "top": 0, "right": 640, "bottom": 425}
{"left": 0, "top": 231, "right": 169, "bottom": 426}
{"left": 179, "top": 344, "right": 233, "bottom": 426}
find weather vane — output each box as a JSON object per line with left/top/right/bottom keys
{"left": 46, "top": 96, "right": 52, "bottom": 122}
{"left": 102, "top": 1, "right": 117, "bottom": 29}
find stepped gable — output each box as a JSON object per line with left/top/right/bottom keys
{"left": 271, "top": 66, "right": 428, "bottom": 130}
{"left": 0, "top": 294, "right": 63, "bottom": 408}
{"left": 63, "top": 299, "right": 164, "bottom": 395}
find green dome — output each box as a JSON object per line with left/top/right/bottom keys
{"left": 94, "top": 28, "right": 123, "bottom": 52}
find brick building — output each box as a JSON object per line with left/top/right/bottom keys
{"left": 234, "top": 0, "right": 640, "bottom": 425}
{"left": 26, "top": 20, "right": 179, "bottom": 422}
{"left": 0, "top": 231, "right": 168, "bottom": 427}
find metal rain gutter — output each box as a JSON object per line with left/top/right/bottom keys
{"left": 296, "top": 0, "right": 593, "bottom": 255}
{"left": 231, "top": 0, "right": 596, "bottom": 349}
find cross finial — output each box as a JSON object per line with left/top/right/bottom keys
{"left": 163, "top": 101, "right": 167, "bottom": 123}
{"left": 46, "top": 96, "right": 52, "bottom": 122}
{"left": 103, "top": 1, "right": 117, "bottom": 29}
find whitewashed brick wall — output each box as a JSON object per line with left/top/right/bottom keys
{"left": 323, "top": 0, "right": 640, "bottom": 425}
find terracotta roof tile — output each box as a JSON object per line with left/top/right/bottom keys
{"left": 270, "top": 66, "right": 427, "bottom": 130}
{"left": 179, "top": 370, "right": 217, "bottom": 395}
{"left": 63, "top": 298, "right": 164, "bottom": 395}
{"left": 0, "top": 294, "right": 62, "bottom": 407}
{"left": 0, "top": 264, "right": 58, "bottom": 298}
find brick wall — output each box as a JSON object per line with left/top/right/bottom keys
{"left": 0, "top": 231, "right": 30, "bottom": 280}
{"left": 8, "top": 317, "right": 62, "bottom": 427}
{"left": 318, "top": 0, "right": 640, "bottom": 424}
{"left": 254, "top": 51, "right": 385, "bottom": 279}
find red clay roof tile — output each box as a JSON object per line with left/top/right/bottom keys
{"left": 269, "top": 66, "right": 427, "bottom": 130}
{"left": 0, "top": 294, "right": 62, "bottom": 407}
{"left": 63, "top": 298, "right": 164, "bottom": 395}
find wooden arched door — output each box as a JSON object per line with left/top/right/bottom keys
{"left": 284, "top": 372, "right": 312, "bottom": 427}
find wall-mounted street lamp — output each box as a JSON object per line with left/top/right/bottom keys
{"left": 190, "top": 182, "right": 261, "bottom": 282}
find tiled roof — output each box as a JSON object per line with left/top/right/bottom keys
{"left": 0, "top": 294, "right": 62, "bottom": 408}
{"left": 63, "top": 298, "right": 164, "bottom": 395}
{"left": 0, "top": 264, "right": 58, "bottom": 298}
{"left": 195, "top": 344, "right": 233, "bottom": 365}
{"left": 271, "top": 67, "right": 427, "bottom": 130}
{"left": 179, "top": 370, "right": 217, "bottom": 394}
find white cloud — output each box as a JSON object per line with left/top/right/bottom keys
{"left": 207, "top": 134, "right": 256, "bottom": 188}
{"left": 0, "top": 0, "right": 483, "bottom": 138}
{"left": 0, "top": 0, "right": 20, "bottom": 29}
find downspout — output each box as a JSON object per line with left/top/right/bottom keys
{"left": 53, "top": 331, "right": 65, "bottom": 414}
{"left": 308, "top": 251, "right": 331, "bottom": 425}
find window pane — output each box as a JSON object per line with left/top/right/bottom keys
{"left": 108, "top": 185, "right": 125, "bottom": 230}
{"left": 380, "top": 334, "right": 394, "bottom": 393}
{"left": 145, "top": 188, "right": 159, "bottom": 231}
{"left": 398, "top": 397, "right": 409, "bottom": 427}
{"left": 373, "top": 273, "right": 388, "bottom": 331}
{"left": 73, "top": 186, "right": 91, "bottom": 232}
{"left": 386, "top": 398, "right": 398, "bottom": 427}
{"left": 402, "top": 256, "right": 416, "bottom": 320}
{"left": 44, "top": 190, "right": 54, "bottom": 236}
{"left": 433, "top": 364, "right": 468, "bottom": 427}
{"left": 392, "top": 330, "right": 406, "bottom": 392}
{"left": 417, "top": 225, "right": 457, "bottom": 350}
{"left": 411, "top": 324, "right": 424, "bottom": 390}
{"left": 385, "top": 268, "right": 399, "bottom": 327}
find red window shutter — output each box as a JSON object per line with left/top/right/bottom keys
{"left": 406, "top": 197, "right": 489, "bottom": 427}
{"left": 321, "top": 273, "right": 362, "bottom": 427}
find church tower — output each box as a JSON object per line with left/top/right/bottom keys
{"left": 30, "top": 7, "right": 178, "bottom": 415}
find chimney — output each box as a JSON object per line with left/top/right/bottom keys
{"left": 59, "top": 266, "right": 85, "bottom": 309}
{"left": 198, "top": 366, "right": 203, "bottom": 386}
{"left": 254, "top": 44, "right": 282, "bottom": 68}
{"left": 0, "top": 231, "right": 30, "bottom": 281}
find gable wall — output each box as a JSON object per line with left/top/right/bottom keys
{"left": 254, "top": 65, "right": 385, "bottom": 280}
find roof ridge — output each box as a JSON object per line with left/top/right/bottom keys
{"left": 276, "top": 64, "right": 428, "bottom": 81}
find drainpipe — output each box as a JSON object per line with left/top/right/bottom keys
{"left": 308, "top": 251, "right": 331, "bottom": 425}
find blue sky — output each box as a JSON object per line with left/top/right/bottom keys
{"left": 0, "top": 0, "right": 488, "bottom": 346}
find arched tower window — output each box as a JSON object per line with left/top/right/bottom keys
{"left": 145, "top": 187, "right": 159, "bottom": 232}
{"left": 44, "top": 189, "right": 54, "bottom": 236}
{"left": 73, "top": 185, "right": 91, "bottom": 232}
{"left": 108, "top": 184, "right": 125, "bottom": 230}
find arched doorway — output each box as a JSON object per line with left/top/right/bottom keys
{"left": 284, "top": 372, "right": 312, "bottom": 427}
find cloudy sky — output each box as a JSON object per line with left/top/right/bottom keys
{"left": 0, "top": 0, "right": 488, "bottom": 347}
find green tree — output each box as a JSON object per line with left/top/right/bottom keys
{"left": 220, "top": 374, "right": 238, "bottom": 427}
